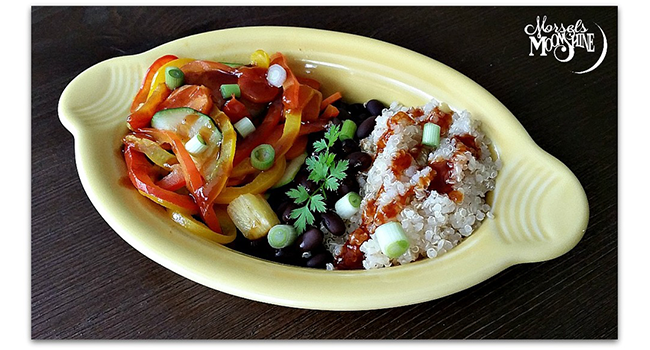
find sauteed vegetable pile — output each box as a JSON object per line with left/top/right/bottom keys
{"left": 122, "top": 50, "right": 378, "bottom": 268}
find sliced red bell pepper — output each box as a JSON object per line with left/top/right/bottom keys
{"left": 155, "top": 164, "right": 186, "bottom": 191}
{"left": 127, "top": 83, "right": 171, "bottom": 130}
{"left": 269, "top": 52, "right": 321, "bottom": 121}
{"left": 130, "top": 54, "right": 178, "bottom": 113}
{"left": 284, "top": 135, "right": 308, "bottom": 160}
{"left": 140, "top": 128, "right": 223, "bottom": 232}
{"left": 232, "top": 98, "right": 283, "bottom": 166}
{"left": 269, "top": 52, "right": 301, "bottom": 110}
{"left": 123, "top": 144, "right": 198, "bottom": 214}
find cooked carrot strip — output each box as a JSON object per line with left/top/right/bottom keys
{"left": 320, "top": 104, "right": 340, "bottom": 119}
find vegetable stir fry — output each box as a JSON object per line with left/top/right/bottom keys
{"left": 122, "top": 51, "right": 342, "bottom": 247}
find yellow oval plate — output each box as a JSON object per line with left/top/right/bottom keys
{"left": 58, "top": 26, "right": 589, "bottom": 310}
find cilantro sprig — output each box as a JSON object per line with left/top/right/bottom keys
{"left": 286, "top": 125, "right": 349, "bottom": 233}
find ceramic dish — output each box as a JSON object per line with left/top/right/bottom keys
{"left": 58, "top": 26, "right": 589, "bottom": 310}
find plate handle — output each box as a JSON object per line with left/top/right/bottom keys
{"left": 489, "top": 149, "right": 589, "bottom": 263}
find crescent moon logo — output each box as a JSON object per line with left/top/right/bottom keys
{"left": 572, "top": 23, "right": 608, "bottom": 74}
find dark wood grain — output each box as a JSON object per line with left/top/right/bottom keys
{"left": 31, "top": 6, "right": 617, "bottom": 339}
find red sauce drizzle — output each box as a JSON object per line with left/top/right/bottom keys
{"left": 391, "top": 150, "right": 413, "bottom": 177}
{"left": 453, "top": 134, "right": 481, "bottom": 157}
{"left": 424, "top": 107, "right": 453, "bottom": 135}
{"left": 376, "top": 111, "right": 414, "bottom": 152}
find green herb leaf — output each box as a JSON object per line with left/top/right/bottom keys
{"left": 313, "top": 139, "right": 328, "bottom": 153}
{"left": 323, "top": 176, "right": 339, "bottom": 191}
{"left": 285, "top": 123, "right": 351, "bottom": 234}
{"left": 286, "top": 186, "right": 310, "bottom": 204}
{"left": 324, "top": 124, "right": 342, "bottom": 147}
{"left": 330, "top": 159, "right": 349, "bottom": 180}
{"left": 308, "top": 193, "right": 327, "bottom": 213}
{"left": 290, "top": 206, "right": 314, "bottom": 233}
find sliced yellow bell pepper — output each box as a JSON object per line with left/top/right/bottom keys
{"left": 167, "top": 208, "right": 236, "bottom": 244}
{"left": 199, "top": 108, "right": 237, "bottom": 206}
{"left": 147, "top": 57, "right": 196, "bottom": 98}
{"left": 214, "top": 156, "right": 287, "bottom": 204}
{"left": 250, "top": 49, "right": 270, "bottom": 69}
{"left": 273, "top": 110, "right": 302, "bottom": 158}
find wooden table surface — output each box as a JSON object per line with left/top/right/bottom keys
{"left": 31, "top": 6, "right": 617, "bottom": 339}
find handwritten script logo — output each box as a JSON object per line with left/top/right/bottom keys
{"left": 524, "top": 15, "right": 608, "bottom": 74}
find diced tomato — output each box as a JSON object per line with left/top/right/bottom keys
{"left": 238, "top": 66, "right": 281, "bottom": 104}
{"left": 158, "top": 85, "right": 214, "bottom": 115}
{"left": 181, "top": 60, "right": 239, "bottom": 108}
{"left": 222, "top": 96, "right": 251, "bottom": 123}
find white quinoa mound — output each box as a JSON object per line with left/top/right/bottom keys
{"left": 326, "top": 99, "right": 501, "bottom": 270}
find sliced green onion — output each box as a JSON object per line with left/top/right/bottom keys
{"left": 422, "top": 123, "right": 441, "bottom": 147}
{"left": 267, "top": 224, "right": 298, "bottom": 249}
{"left": 185, "top": 134, "right": 208, "bottom": 154}
{"left": 334, "top": 192, "right": 362, "bottom": 220}
{"left": 339, "top": 119, "right": 357, "bottom": 141}
{"left": 251, "top": 144, "right": 276, "bottom": 171}
{"left": 267, "top": 64, "right": 287, "bottom": 87}
{"left": 220, "top": 83, "right": 241, "bottom": 99}
{"left": 220, "top": 62, "right": 244, "bottom": 68}
{"left": 374, "top": 221, "right": 410, "bottom": 259}
{"left": 234, "top": 117, "right": 256, "bottom": 138}
{"left": 165, "top": 66, "right": 184, "bottom": 90}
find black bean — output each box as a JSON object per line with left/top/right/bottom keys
{"left": 347, "top": 103, "right": 367, "bottom": 118}
{"left": 274, "top": 201, "right": 290, "bottom": 217}
{"left": 340, "top": 138, "right": 360, "bottom": 154}
{"left": 323, "top": 190, "right": 338, "bottom": 207}
{"left": 274, "top": 246, "right": 301, "bottom": 265}
{"left": 336, "top": 175, "right": 360, "bottom": 197}
{"left": 321, "top": 211, "right": 346, "bottom": 236}
{"left": 365, "top": 99, "right": 386, "bottom": 116}
{"left": 329, "top": 117, "right": 342, "bottom": 127}
{"left": 299, "top": 178, "right": 318, "bottom": 194}
{"left": 346, "top": 151, "right": 373, "bottom": 172}
{"left": 356, "top": 115, "right": 377, "bottom": 140}
{"left": 336, "top": 107, "right": 352, "bottom": 121}
{"left": 306, "top": 252, "right": 332, "bottom": 268}
{"left": 281, "top": 203, "right": 298, "bottom": 224}
{"left": 297, "top": 227, "right": 324, "bottom": 252}
{"left": 248, "top": 237, "right": 275, "bottom": 260}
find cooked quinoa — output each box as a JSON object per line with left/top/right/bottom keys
{"left": 326, "top": 99, "right": 500, "bottom": 269}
